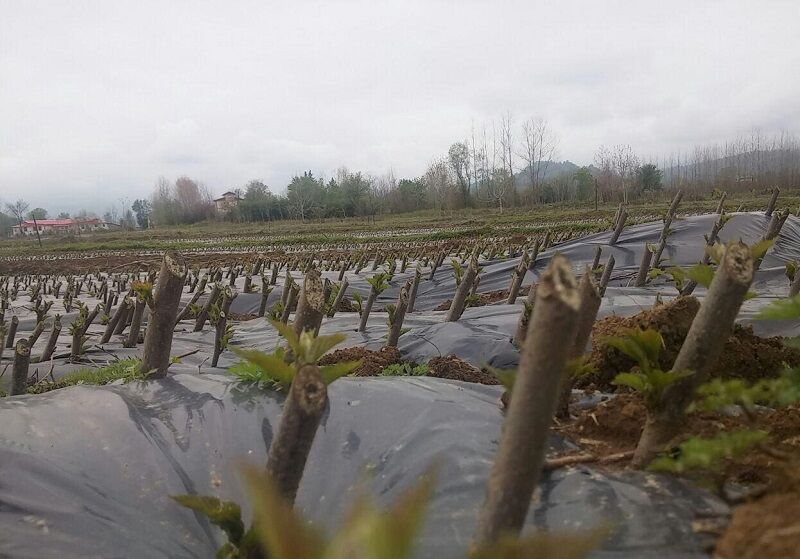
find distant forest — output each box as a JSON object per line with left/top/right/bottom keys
{"left": 3, "top": 125, "right": 800, "bottom": 233}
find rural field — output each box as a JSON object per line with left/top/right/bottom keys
{"left": 1, "top": 189, "right": 800, "bottom": 557}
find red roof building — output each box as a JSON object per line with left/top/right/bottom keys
{"left": 11, "top": 218, "right": 118, "bottom": 237}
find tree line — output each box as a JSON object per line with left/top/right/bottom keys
{"left": 3, "top": 124, "right": 799, "bottom": 233}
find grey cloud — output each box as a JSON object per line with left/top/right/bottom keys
{"left": 1, "top": 0, "right": 799, "bottom": 213}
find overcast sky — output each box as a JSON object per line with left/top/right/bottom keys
{"left": 2, "top": 0, "right": 799, "bottom": 214}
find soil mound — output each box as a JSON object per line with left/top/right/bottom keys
{"left": 319, "top": 346, "right": 402, "bottom": 376}
{"left": 432, "top": 285, "right": 532, "bottom": 311}
{"left": 581, "top": 296, "right": 800, "bottom": 390}
{"left": 427, "top": 355, "right": 500, "bottom": 385}
{"left": 714, "top": 492, "right": 800, "bottom": 559}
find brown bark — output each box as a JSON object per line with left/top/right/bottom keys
{"left": 765, "top": 187, "right": 780, "bottom": 217}
{"left": 473, "top": 256, "right": 580, "bottom": 546}
{"left": 281, "top": 285, "right": 298, "bottom": 325}
{"left": 211, "top": 312, "right": 228, "bottom": 367}
{"left": 556, "top": 269, "right": 601, "bottom": 419}
{"left": 258, "top": 277, "right": 272, "bottom": 318}
{"left": 387, "top": 280, "right": 411, "bottom": 347}
{"left": 506, "top": 254, "right": 529, "bottom": 304}
{"left": 5, "top": 315, "right": 18, "bottom": 349}
{"left": 446, "top": 257, "right": 478, "bottom": 322}
{"left": 632, "top": 242, "right": 754, "bottom": 467}
{"left": 715, "top": 191, "right": 727, "bottom": 214}
{"left": 651, "top": 190, "right": 682, "bottom": 268}
{"left": 113, "top": 297, "right": 134, "bottom": 335}
{"left": 293, "top": 269, "right": 325, "bottom": 337}
{"left": 102, "top": 296, "right": 127, "bottom": 342}
{"left": 590, "top": 245, "right": 602, "bottom": 273}
{"left": 790, "top": 266, "right": 800, "bottom": 297}
{"left": 266, "top": 364, "right": 327, "bottom": 503}
{"left": 358, "top": 286, "right": 378, "bottom": 333}
{"left": 11, "top": 339, "right": 31, "bottom": 396}
{"left": 326, "top": 277, "right": 348, "bottom": 318}
{"left": 280, "top": 269, "right": 293, "bottom": 307}
{"left": 193, "top": 283, "right": 221, "bottom": 332}
{"left": 174, "top": 288, "right": 204, "bottom": 326}
{"left": 406, "top": 268, "right": 422, "bottom": 313}
{"left": 123, "top": 298, "right": 146, "bottom": 348}
{"left": 634, "top": 245, "right": 653, "bottom": 287}
{"left": 39, "top": 315, "right": 62, "bottom": 362}
{"left": 609, "top": 208, "right": 627, "bottom": 245}
{"left": 681, "top": 214, "right": 727, "bottom": 296}
{"left": 512, "top": 284, "right": 537, "bottom": 349}
{"left": 28, "top": 320, "right": 45, "bottom": 347}
{"left": 140, "top": 251, "right": 187, "bottom": 378}
{"left": 599, "top": 254, "right": 616, "bottom": 296}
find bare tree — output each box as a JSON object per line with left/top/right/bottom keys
{"left": 520, "top": 117, "right": 558, "bottom": 203}
{"left": 448, "top": 142, "right": 471, "bottom": 208}
{"left": 422, "top": 158, "right": 453, "bottom": 211}
{"left": 5, "top": 199, "right": 42, "bottom": 247}
{"left": 499, "top": 111, "right": 517, "bottom": 206}
{"left": 611, "top": 144, "right": 639, "bottom": 204}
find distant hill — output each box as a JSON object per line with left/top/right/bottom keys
{"left": 513, "top": 160, "right": 595, "bottom": 188}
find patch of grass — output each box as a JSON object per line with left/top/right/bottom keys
{"left": 380, "top": 363, "right": 429, "bottom": 377}
{"left": 26, "top": 358, "right": 145, "bottom": 394}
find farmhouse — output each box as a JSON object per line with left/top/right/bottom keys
{"left": 214, "top": 191, "right": 242, "bottom": 213}
{"left": 11, "top": 218, "right": 119, "bottom": 237}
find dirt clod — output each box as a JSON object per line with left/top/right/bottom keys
{"left": 714, "top": 492, "right": 800, "bottom": 559}
{"left": 427, "top": 355, "right": 499, "bottom": 385}
{"left": 319, "top": 346, "right": 402, "bottom": 376}
{"left": 581, "top": 296, "right": 800, "bottom": 390}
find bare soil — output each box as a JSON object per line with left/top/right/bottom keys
{"left": 579, "top": 296, "right": 800, "bottom": 390}
{"left": 714, "top": 491, "right": 800, "bottom": 558}
{"left": 556, "top": 394, "right": 800, "bottom": 557}
{"left": 427, "top": 355, "right": 500, "bottom": 385}
{"left": 319, "top": 346, "right": 403, "bottom": 376}
{"left": 319, "top": 348, "right": 499, "bottom": 385}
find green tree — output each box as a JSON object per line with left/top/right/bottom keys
{"left": 287, "top": 171, "right": 323, "bottom": 221}
{"left": 29, "top": 207, "right": 48, "bottom": 220}
{"left": 573, "top": 166, "right": 594, "bottom": 201}
{"left": 636, "top": 163, "right": 663, "bottom": 192}
{"left": 397, "top": 178, "right": 427, "bottom": 212}
{"left": 239, "top": 180, "right": 276, "bottom": 221}
{"left": 132, "top": 199, "right": 151, "bottom": 229}
{"left": 340, "top": 171, "right": 370, "bottom": 217}
{"left": 449, "top": 142, "right": 471, "bottom": 208}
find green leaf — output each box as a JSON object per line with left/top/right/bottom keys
{"left": 783, "top": 336, "right": 800, "bottom": 349}
{"left": 231, "top": 347, "right": 294, "bottom": 387}
{"left": 320, "top": 361, "right": 361, "bottom": 384}
{"left": 566, "top": 356, "right": 595, "bottom": 378}
{"left": 666, "top": 267, "right": 686, "bottom": 290}
{"left": 750, "top": 238, "right": 775, "bottom": 259}
{"left": 240, "top": 466, "right": 326, "bottom": 559}
{"left": 171, "top": 495, "right": 244, "bottom": 546}
{"left": 649, "top": 430, "right": 768, "bottom": 474}
{"left": 685, "top": 264, "right": 715, "bottom": 288}
{"left": 786, "top": 261, "right": 797, "bottom": 282}
{"left": 269, "top": 319, "right": 300, "bottom": 352}
{"left": 325, "top": 467, "right": 438, "bottom": 559}
{"left": 755, "top": 294, "right": 800, "bottom": 320}
{"left": 612, "top": 372, "right": 647, "bottom": 392}
{"left": 705, "top": 242, "right": 726, "bottom": 265}
{"left": 307, "top": 332, "right": 347, "bottom": 363}
{"left": 471, "top": 526, "right": 610, "bottom": 559}
{"left": 486, "top": 366, "right": 516, "bottom": 392}
{"left": 604, "top": 328, "right": 664, "bottom": 372}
